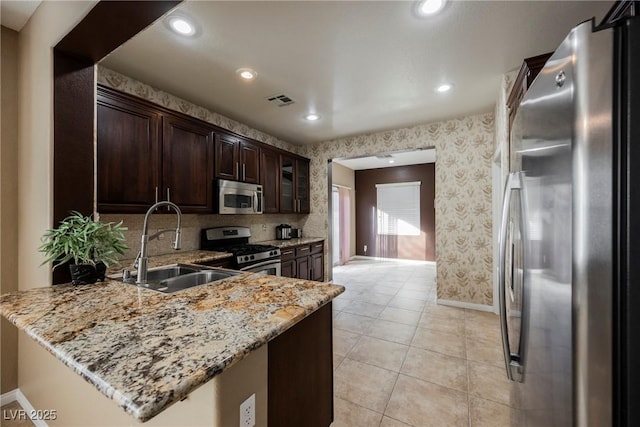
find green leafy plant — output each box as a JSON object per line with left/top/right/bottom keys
{"left": 39, "top": 211, "right": 128, "bottom": 270}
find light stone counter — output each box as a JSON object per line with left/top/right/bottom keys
{"left": 0, "top": 260, "right": 343, "bottom": 422}
{"left": 107, "top": 250, "right": 234, "bottom": 275}
{"left": 258, "top": 237, "right": 325, "bottom": 248}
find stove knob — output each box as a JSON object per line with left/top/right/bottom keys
{"left": 243, "top": 256, "right": 249, "bottom": 262}
{"left": 250, "top": 255, "right": 255, "bottom": 260}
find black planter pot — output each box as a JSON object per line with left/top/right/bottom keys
{"left": 69, "top": 262, "right": 106, "bottom": 285}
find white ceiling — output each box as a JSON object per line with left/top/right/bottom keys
{"left": 0, "top": 1, "right": 611, "bottom": 175}
{"left": 334, "top": 148, "right": 436, "bottom": 170}
{"left": 0, "top": 0, "right": 41, "bottom": 32}
{"left": 99, "top": 1, "right": 610, "bottom": 145}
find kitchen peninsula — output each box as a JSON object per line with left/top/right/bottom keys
{"left": 0, "top": 253, "right": 344, "bottom": 426}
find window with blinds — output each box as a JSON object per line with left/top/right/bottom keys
{"left": 376, "top": 181, "right": 421, "bottom": 236}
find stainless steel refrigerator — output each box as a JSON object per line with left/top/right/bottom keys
{"left": 499, "top": 16, "right": 640, "bottom": 426}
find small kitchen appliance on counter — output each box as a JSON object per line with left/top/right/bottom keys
{"left": 290, "top": 228, "right": 303, "bottom": 238}
{"left": 200, "top": 226, "right": 280, "bottom": 275}
{"left": 276, "top": 224, "right": 292, "bottom": 240}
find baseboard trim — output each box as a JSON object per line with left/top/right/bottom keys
{"left": 1, "top": 389, "right": 18, "bottom": 406}
{"left": 437, "top": 298, "right": 497, "bottom": 314}
{"left": 1, "top": 389, "right": 49, "bottom": 427}
{"left": 351, "top": 255, "right": 436, "bottom": 266}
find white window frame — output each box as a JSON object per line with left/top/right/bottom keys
{"left": 376, "top": 181, "right": 421, "bottom": 236}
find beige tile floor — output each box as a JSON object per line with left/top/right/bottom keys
{"left": 330, "top": 258, "right": 514, "bottom": 427}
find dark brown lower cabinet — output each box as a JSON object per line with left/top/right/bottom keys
{"left": 311, "top": 252, "right": 324, "bottom": 282}
{"left": 268, "top": 303, "right": 333, "bottom": 427}
{"left": 279, "top": 241, "right": 325, "bottom": 281}
{"left": 296, "top": 255, "right": 310, "bottom": 280}
{"left": 281, "top": 259, "right": 295, "bottom": 278}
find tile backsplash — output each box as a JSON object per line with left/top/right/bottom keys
{"left": 98, "top": 213, "right": 305, "bottom": 261}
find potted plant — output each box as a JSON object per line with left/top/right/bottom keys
{"left": 40, "top": 211, "right": 128, "bottom": 285}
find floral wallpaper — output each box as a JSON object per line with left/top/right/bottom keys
{"left": 301, "top": 113, "right": 495, "bottom": 306}
{"left": 97, "top": 66, "right": 301, "bottom": 155}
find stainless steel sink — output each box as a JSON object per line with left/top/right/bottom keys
{"left": 141, "top": 265, "right": 201, "bottom": 281}
{"left": 112, "top": 264, "right": 242, "bottom": 293}
{"left": 154, "top": 270, "right": 240, "bottom": 293}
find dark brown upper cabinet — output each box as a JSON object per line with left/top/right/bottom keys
{"left": 97, "top": 90, "right": 162, "bottom": 213}
{"left": 97, "top": 85, "right": 214, "bottom": 214}
{"left": 162, "top": 115, "right": 214, "bottom": 212}
{"left": 260, "top": 147, "right": 281, "bottom": 213}
{"left": 280, "top": 155, "right": 310, "bottom": 214}
{"left": 97, "top": 85, "right": 312, "bottom": 215}
{"left": 295, "top": 158, "right": 310, "bottom": 213}
{"left": 506, "top": 52, "right": 552, "bottom": 171}
{"left": 215, "top": 133, "right": 260, "bottom": 184}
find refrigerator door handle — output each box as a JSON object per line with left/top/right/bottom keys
{"left": 498, "top": 171, "right": 524, "bottom": 382}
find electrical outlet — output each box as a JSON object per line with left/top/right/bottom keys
{"left": 239, "top": 393, "right": 255, "bottom": 427}
{"left": 156, "top": 229, "right": 165, "bottom": 240}
{"left": 262, "top": 224, "right": 267, "bottom": 231}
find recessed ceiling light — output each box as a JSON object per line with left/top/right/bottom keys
{"left": 236, "top": 68, "right": 257, "bottom": 80}
{"left": 167, "top": 16, "right": 196, "bottom": 36}
{"left": 389, "top": 159, "right": 395, "bottom": 164}
{"left": 416, "top": 0, "right": 447, "bottom": 16}
{"left": 304, "top": 113, "right": 320, "bottom": 121}
{"left": 436, "top": 83, "right": 454, "bottom": 93}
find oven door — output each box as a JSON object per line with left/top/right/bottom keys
{"left": 239, "top": 259, "right": 281, "bottom": 276}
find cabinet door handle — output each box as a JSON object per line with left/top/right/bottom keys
{"left": 166, "top": 188, "right": 171, "bottom": 211}
{"left": 236, "top": 162, "right": 239, "bottom": 178}
{"left": 242, "top": 164, "right": 246, "bottom": 181}
{"left": 283, "top": 250, "right": 294, "bottom": 256}
{"left": 154, "top": 186, "right": 159, "bottom": 211}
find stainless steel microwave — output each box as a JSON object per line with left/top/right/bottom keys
{"left": 218, "top": 179, "right": 263, "bottom": 214}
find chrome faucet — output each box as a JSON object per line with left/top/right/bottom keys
{"left": 134, "top": 201, "right": 182, "bottom": 285}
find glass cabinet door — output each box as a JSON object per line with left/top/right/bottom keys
{"left": 296, "top": 159, "right": 310, "bottom": 213}
{"left": 280, "top": 155, "right": 294, "bottom": 213}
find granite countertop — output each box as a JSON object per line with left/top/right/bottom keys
{"left": 259, "top": 237, "right": 325, "bottom": 249}
{"left": 107, "top": 250, "right": 233, "bottom": 275}
{"left": 0, "top": 254, "right": 343, "bottom": 422}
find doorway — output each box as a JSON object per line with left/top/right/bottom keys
{"left": 333, "top": 186, "right": 340, "bottom": 266}
{"left": 332, "top": 184, "right": 351, "bottom": 267}
{"left": 327, "top": 148, "right": 436, "bottom": 282}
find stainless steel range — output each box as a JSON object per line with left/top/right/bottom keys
{"left": 200, "top": 226, "right": 281, "bottom": 276}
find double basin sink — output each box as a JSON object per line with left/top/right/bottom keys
{"left": 113, "top": 264, "right": 242, "bottom": 294}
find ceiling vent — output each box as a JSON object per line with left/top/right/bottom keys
{"left": 375, "top": 154, "right": 393, "bottom": 159}
{"left": 267, "top": 94, "right": 295, "bottom": 107}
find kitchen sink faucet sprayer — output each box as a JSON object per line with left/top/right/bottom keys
{"left": 134, "top": 201, "right": 182, "bottom": 286}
